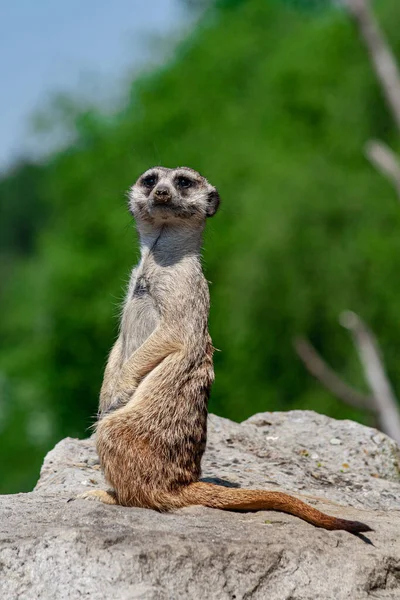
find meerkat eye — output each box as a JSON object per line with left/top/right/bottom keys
{"left": 142, "top": 174, "right": 158, "bottom": 188}
{"left": 176, "top": 176, "right": 193, "bottom": 189}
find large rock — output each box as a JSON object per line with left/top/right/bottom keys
{"left": 1, "top": 410, "right": 400, "bottom": 599}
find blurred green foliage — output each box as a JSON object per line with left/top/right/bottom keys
{"left": 1, "top": 0, "right": 400, "bottom": 494}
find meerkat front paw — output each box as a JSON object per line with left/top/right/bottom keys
{"left": 98, "top": 398, "right": 124, "bottom": 419}
{"left": 97, "top": 393, "right": 132, "bottom": 419}
{"left": 75, "top": 489, "right": 118, "bottom": 505}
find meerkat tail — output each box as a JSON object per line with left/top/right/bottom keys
{"left": 180, "top": 482, "right": 372, "bottom": 533}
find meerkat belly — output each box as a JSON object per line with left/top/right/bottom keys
{"left": 121, "top": 276, "right": 160, "bottom": 361}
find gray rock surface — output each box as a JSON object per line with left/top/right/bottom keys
{"left": 1, "top": 410, "right": 400, "bottom": 599}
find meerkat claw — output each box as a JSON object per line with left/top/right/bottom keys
{"left": 76, "top": 489, "right": 117, "bottom": 505}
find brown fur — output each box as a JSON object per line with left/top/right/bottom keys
{"left": 81, "top": 166, "right": 371, "bottom": 534}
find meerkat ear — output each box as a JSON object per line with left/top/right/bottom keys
{"left": 206, "top": 188, "right": 220, "bottom": 217}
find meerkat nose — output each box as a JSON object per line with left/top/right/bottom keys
{"left": 154, "top": 186, "right": 171, "bottom": 202}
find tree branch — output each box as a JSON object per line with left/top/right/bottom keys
{"left": 340, "top": 310, "right": 400, "bottom": 444}
{"left": 365, "top": 139, "right": 400, "bottom": 199}
{"left": 294, "top": 336, "right": 375, "bottom": 411}
{"left": 344, "top": 0, "right": 400, "bottom": 133}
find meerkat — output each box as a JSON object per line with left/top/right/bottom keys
{"left": 80, "top": 166, "right": 371, "bottom": 533}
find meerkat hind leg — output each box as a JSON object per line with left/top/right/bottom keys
{"left": 77, "top": 489, "right": 118, "bottom": 505}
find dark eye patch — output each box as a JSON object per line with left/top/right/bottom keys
{"left": 142, "top": 174, "right": 158, "bottom": 188}
{"left": 175, "top": 176, "right": 194, "bottom": 189}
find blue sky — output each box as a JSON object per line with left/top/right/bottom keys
{"left": 0, "top": 0, "right": 186, "bottom": 170}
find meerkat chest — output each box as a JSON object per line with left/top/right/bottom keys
{"left": 121, "top": 271, "right": 160, "bottom": 362}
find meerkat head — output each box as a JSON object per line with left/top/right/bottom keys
{"left": 129, "top": 166, "right": 220, "bottom": 226}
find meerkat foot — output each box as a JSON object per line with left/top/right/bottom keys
{"left": 76, "top": 489, "right": 118, "bottom": 505}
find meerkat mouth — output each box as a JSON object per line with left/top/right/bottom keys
{"left": 150, "top": 202, "right": 178, "bottom": 214}
{"left": 149, "top": 203, "right": 197, "bottom": 219}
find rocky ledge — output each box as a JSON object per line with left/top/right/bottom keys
{"left": 1, "top": 410, "right": 400, "bottom": 599}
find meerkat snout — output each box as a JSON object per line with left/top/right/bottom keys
{"left": 153, "top": 184, "right": 172, "bottom": 204}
